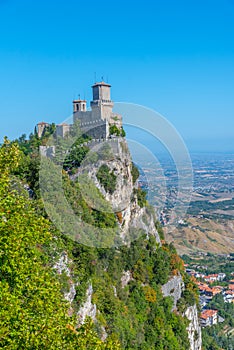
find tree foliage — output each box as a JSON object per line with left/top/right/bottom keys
{"left": 131, "top": 162, "right": 140, "bottom": 184}
{"left": 0, "top": 140, "right": 120, "bottom": 349}
{"left": 97, "top": 164, "right": 117, "bottom": 194}
{"left": 134, "top": 187, "right": 148, "bottom": 208}
{"left": 1, "top": 128, "right": 198, "bottom": 349}
{"left": 109, "top": 125, "right": 126, "bottom": 137}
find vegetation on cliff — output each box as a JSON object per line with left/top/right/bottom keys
{"left": 97, "top": 164, "right": 117, "bottom": 194}
{"left": 0, "top": 138, "right": 120, "bottom": 349}
{"left": 0, "top": 129, "right": 200, "bottom": 349}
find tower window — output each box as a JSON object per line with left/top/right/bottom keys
{"left": 76, "top": 104, "right": 79, "bottom": 111}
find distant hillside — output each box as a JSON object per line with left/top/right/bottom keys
{"left": 164, "top": 215, "right": 234, "bottom": 255}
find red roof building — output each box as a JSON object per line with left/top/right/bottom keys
{"left": 200, "top": 309, "right": 218, "bottom": 327}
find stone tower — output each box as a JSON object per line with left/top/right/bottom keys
{"left": 90, "top": 82, "right": 114, "bottom": 121}
{"left": 37, "top": 122, "right": 49, "bottom": 138}
{"left": 73, "top": 81, "right": 122, "bottom": 139}
{"left": 73, "top": 99, "right": 87, "bottom": 113}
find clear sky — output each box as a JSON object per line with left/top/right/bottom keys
{"left": 0, "top": 0, "right": 234, "bottom": 152}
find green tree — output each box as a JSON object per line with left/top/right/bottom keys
{"left": 0, "top": 139, "right": 120, "bottom": 350}
{"left": 131, "top": 162, "right": 140, "bottom": 184}
{"left": 97, "top": 164, "right": 117, "bottom": 194}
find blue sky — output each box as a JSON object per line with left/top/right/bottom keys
{"left": 0, "top": 0, "right": 234, "bottom": 152}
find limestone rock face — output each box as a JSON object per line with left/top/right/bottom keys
{"left": 77, "top": 283, "right": 97, "bottom": 325}
{"left": 185, "top": 305, "right": 202, "bottom": 350}
{"left": 53, "top": 252, "right": 76, "bottom": 304}
{"left": 84, "top": 139, "right": 133, "bottom": 213}
{"left": 53, "top": 252, "right": 71, "bottom": 276}
{"left": 161, "top": 274, "right": 184, "bottom": 311}
{"left": 78, "top": 138, "right": 161, "bottom": 245}
{"left": 76, "top": 284, "right": 107, "bottom": 341}
{"left": 69, "top": 136, "right": 201, "bottom": 348}
{"left": 121, "top": 270, "right": 133, "bottom": 288}
{"left": 64, "top": 282, "right": 76, "bottom": 304}
{"left": 162, "top": 275, "right": 202, "bottom": 350}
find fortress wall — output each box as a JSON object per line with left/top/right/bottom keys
{"left": 82, "top": 137, "right": 125, "bottom": 157}
{"left": 73, "top": 111, "right": 93, "bottom": 123}
{"left": 81, "top": 121, "right": 107, "bottom": 139}
{"left": 101, "top": 105, "right": 114, "bottom": 121}
{"left": 91, "top": 106, "right": 102, "bottom": 120}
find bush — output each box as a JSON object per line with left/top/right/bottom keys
{"left": 155, "top": 220, "right": 165, "bottom": 240}
{"left": 96, "top": 164, "right": 117, "bottom": 194}
{"left": 109, "top": 124, "right": 126, "bottom": 137}
{"left": 64, "top": 145, "right": 89, "bottom": 169}
{"left": 131, "top": 162, "right": 140, "bottom": 184}
{"left": 134, "top": 187, "right": 147, "bottom": 208}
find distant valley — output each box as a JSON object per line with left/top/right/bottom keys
{"left": 134, "top": 152, "right": 234, "bottom": 255}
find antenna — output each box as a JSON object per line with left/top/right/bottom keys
{"left": 78, "top": 94, "right": 80, "bottom": 100}
{"left": 101, "top": 76, "right": 104, "bottom": 81}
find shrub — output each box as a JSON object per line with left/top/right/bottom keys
{"left": 96, "top": 164, "right": 117, "bottom": 194}
{"left": 109, "top": 124, "right": 126, "bottom": 137}
{"left": 131, "top": 162, "right": 140, "bottom": 184}
{"left": 134, "top": 187, "right": 147, "bottom": 208}
{"left": 155, "top": 220, "right": 165, "bottom": 240}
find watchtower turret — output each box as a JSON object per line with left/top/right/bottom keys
{"left": 73, "top": 99, "right": 87, "bottom": 113}
{"left": 92, "top": 81, "right": 111, "bottom": 102}
{"left": 91, "top": 81, "right": 114, "bottom": 120}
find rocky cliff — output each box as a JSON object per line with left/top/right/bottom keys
{"left": 161, "top": 274, "right": 185, "bottom": 311}
{"left": 50, "top": 134, "right": 202, "bottom": 349}
{"left": 77, "top": 137, "right": 161, "bottom": 245}
{"left": 162, "top": 275, "right": 202, "bottom": 350}
{"left": 1, "top": 115, "right": 204, "bottom": 349}
{"left": 185, "top": 305, "right": 202, "bottom": 350}
{"left": 59, "top": 135, "right": 202, "bottom": 349}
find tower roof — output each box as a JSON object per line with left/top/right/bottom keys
{"left": 92, "top": 81, "right": 111, "bottom": 88}
{"left": 38, "top": 121, "right": 49, "bottom": 125}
